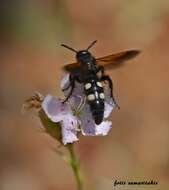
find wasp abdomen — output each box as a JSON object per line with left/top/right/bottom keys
{"left": 90, "top": 100, "right": 104, "bottom": 125}
{"left": 84, "top": 80, "right": 105, "bottom": 125}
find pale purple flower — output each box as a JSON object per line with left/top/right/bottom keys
{"left": 42, "top": 95, "right": 79, "bottom": 145}
{"left": 42, "top": 74, "right": 116, "bottom": 144}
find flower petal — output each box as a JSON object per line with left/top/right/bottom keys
{"left": 42, "top": 95, "right": 70, "bottom": 122}
{"left": 42, "top": 94, "right": 79, "bottom": 144}
{"left": 104, "top": 99, "right": 116, "bottom": 119}
{"left": 95, "top": 121, "right": 112, "bottom": 135}
{"left": 61, "top": 115, "right": 79, "bottom": 145}
{"left": 61, "top": 127, "right": 79, "bottom": 145}
{"left": 104, "top": 86, "right": 116, "bottom": 118}
{"left": 79, "top": 104, "right": 97, "bottom": 136}
{"left": 60, "top": 74, "right": 70, "bottom": 90}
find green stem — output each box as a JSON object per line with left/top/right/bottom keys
{"left": 67, "top": 144, "right": 83, "bottom": 190}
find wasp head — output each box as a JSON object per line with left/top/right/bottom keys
{"left": 76, "top": 50, "right": 93, "bottom": 64}
{"left": 61, "top": 40, "right": 97, "bottom": 64}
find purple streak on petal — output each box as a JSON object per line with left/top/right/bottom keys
{"left": 61, "top": 126, "right": 79, "bottom": 145}
{"left": 61, "top": 116, "right": 79, "bottom": 145}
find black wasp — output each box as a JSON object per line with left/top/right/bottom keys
{"left": 61, "top": 40, "right": 140, "bottom": 125}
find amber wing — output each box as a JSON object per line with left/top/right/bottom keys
{"left": 63, "top": 62, "right": 81, "bottom": 75}
{"left": 63, "top": 50, "right": 140, "bottom": 73}
{"left": 96, "top": 50, "right": 140, "bottom": 69}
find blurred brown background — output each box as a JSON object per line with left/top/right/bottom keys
{"left": 0, "top": 0, "right": 169, "bottom": 190}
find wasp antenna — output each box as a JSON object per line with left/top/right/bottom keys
{"left": 86, "top": 40, "right": 97, "bottom": 50}
{"left": 61, "top": 44, "right": 77, "bottom": 53}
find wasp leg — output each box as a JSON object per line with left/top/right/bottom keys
{"left": 98, "top": 65, "right": 104, "bottom": 75}
{"left": 96, "top": 65, "right": 105, "bottom": 77}
{"left": 62, "top": 76, "right": 75, "bottom": 103}
{"left": 100, "top": 75, "right": 120, "bottom": 109}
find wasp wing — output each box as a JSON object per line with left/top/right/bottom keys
{"left": 62, "top": 50, "right": 140, "bottom": 73}
{"left": 96, "top": 50, "right": 140, "bottom": 69}
{"left": 63, "top": 62, "right": 81, "bottom": 76}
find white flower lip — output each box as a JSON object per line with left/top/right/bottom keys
{"left": 41, "top": 74, "right": 116, "bottom": 144}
